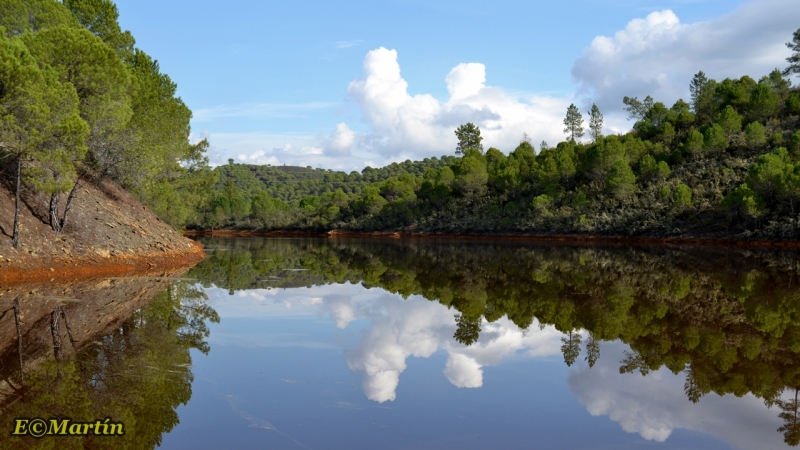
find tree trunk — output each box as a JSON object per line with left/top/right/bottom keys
{"left": 11, "top": 156, "right": 21, "bottom": 247}
{"left": 58, "top": 173, "right": 84, "bottom": 233}
{"left": 59, "top": 308, "right": 77, "bottom": 351}
{"left": 13, "top": 300, "right": 24, "bottom": 391}
{"left": 51, "top": 308, "right": 63, "bottom": 360}
{"left": 49, "top": 193, "right": 61, "bottom": 233}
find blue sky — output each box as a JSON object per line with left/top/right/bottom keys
{"left": 115, "top": 0, "right": 798, "bottom": 170}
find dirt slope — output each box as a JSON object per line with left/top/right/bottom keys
{"left": 0, "top": 178, "right": 204, "bottom": 284}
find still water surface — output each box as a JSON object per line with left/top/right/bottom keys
{"left": 3, "top": 237, "right": 800, "bottom": 449}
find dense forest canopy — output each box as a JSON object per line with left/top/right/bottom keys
{"left": 0, "top": 0, "right": 215, "bottom": 245}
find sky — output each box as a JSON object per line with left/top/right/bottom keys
{"left": 114, "top": 0, "right": 800, "bottom": 171}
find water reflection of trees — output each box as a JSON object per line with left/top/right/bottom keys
{"left": 192, "top": 236, "right": 800, "bottom": 446}
{"left": 0, "top": 280, "right": 218, "bottom": 449}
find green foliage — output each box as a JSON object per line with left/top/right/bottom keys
{"left": 532, "top": 194, "right": 553, "bottom": 211}
{"left": 452, "top": 149, "right": 488, "bottom": 198}
{"left": 716, "top": 105, "right": 742, "bottom": 136}
{"left": 623, "top": 95, "right": 653, "bottom": 122}
{"left": 714, "top": 76, "right": 756, "bottom": 115}
{"left": 748, "top": 83, "right": 781, "bottom": 122}
{"left": 690, "top": 72, "right": 715, "bottom": 123}
{"left": 792, "top": 131, "right": 800, "bottom": 154}
{"left": 670, "top": 99, "right": 696, "bottom": 130}
{"left": 704, "top": 123, "right": 729, "bottom": 153}
{"left": 573, "top": 191, "right": 590, "bottom": 207}
{"left": 745, "top": 121, "right": 768, "bottom": 148}
{"left": 639, "top": 154, "right": 670, "bottom": 180}
{"left": 723, "top": 183, "right": 765, "bottom": 218}
{"left": 773, "top": 132, "right": 785, "bottom": 147}
{"left": 787, "top": 94, "right": 800, "bottom": 116}
{"left": 679, "top": 129, "right": 704, "bottom": 157}
{"left": 783, "top": 28, "right": 800, "bottom": 78}
{"left": 563, "top": 103, "right": 584, "bottom": 141}
{"left": 0, "top": 0, "right": 214, "bottom": 238}
{"left": 144, "top": 140, "right": 218, "bottom": 228}
{"left": 588, "top": 103, "right": 603, "bottom": 142}
{"left": 64, "top": 0, "right": 135, "bottom": 57}
{"left": 185, "top": 49, "right": 800, "bottom": 238}
{"left": 743, "top": 147, "right": 800, "bottom": 210}
{"left": 0, "top": 0, "right": 78, "bottom": 36}
{"left": 674, "top": 184, "right": 692, "bottom": 207}
{"left": 454, "top": 122, "right": 483, "bottom": 155}
{"left": 606, "top": 160, "right": 637, "bottom": 200}
{"left": 0, "top": 32, "right": 89, "bottom": 189}
{"left": 9, "top": 15, "right": 795, "bottom": 242}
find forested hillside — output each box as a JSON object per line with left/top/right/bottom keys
{"left": 201, "top": 157, "right": 456, "bottom": 228}
{"left": 0, "top": 0, "right": 214, "bottom": 248}
{"left": 193, "top": 30, "right": 800, "bottom": 239}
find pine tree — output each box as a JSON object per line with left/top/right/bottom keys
{"left": 563, "top": 104, "right": 584, "bottom": 142}
{"left": 454, "top": 123, "right": 483, "bottom": 155}
{"left": 585, "top": 333, "right": 600, "bottom": 368}
{"left": 690, "top": 71, "right": 708, "bottom": 112}
{"left": 561, "top": 330, "right": 582, "bottom": 366}
{"left": 784, "top": 28, "right": 800, "bottom": 78}
{"left": 588, "top": 104, "right": 603, "bottom": 142}
{"left": 689, "top": 71, "right": 716, "bottom": 123}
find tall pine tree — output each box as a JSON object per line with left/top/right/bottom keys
{"left": 588, "top": 103, "right": 603, "bottom": 142}
{"left": 563, "top": 104, "right": 584, "bottom": 142}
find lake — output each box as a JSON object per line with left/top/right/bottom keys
{"left": 2, "top": 236, "right": 800, "bottom": 449}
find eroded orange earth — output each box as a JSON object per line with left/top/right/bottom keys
{"left": 0, "top": 178, "right": 204, "bottom": 285}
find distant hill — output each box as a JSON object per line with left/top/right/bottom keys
{"left": 211, "top": 157, "right": 457, "bottom": 206}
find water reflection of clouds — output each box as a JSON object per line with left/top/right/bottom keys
{"left": 208, "top": 284, "right": 563, "bottom": 402}
{"left": 441, "top": 319, "right": 563, "bottom": 389}
{"left": 206, "top": 284, "right": 790, "bottom": 448}
{"left": 327, "top": 290, "right": 564, "bottom": 401}
{"left": 204, "top": 284, "right": 368, "bottom": 318}
{"left": 567, "top": 341, "right": 786, "bottom": 450}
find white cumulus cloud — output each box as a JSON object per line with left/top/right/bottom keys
{"left": 345, "top": 47, "right": 571, "bottom": 160}
{"left": 572, "top": 0, "right": 799, "bottom": 114}
{"left": 322, "top": 122, "right": 357, "bottom": 156}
